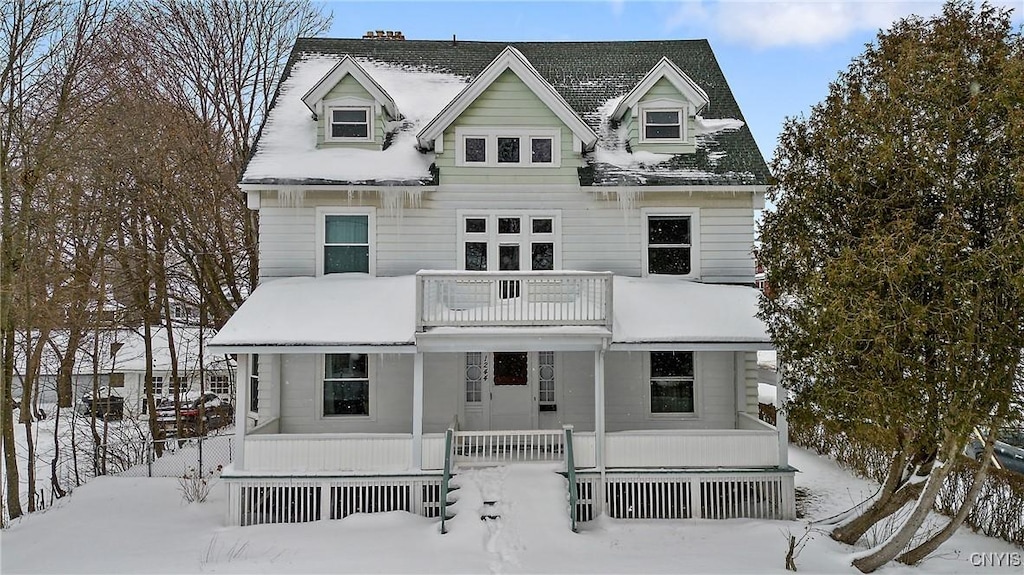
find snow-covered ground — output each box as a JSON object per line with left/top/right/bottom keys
{"left": 2, "top": 447, "right": 1019, "bottom": 574}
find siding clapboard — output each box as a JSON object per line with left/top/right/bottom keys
{"left": 257, "top": 189, "right": 755, "bottom": 283}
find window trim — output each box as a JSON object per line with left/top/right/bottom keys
{"left": 249, "top": 355, "right": 259, "bottom": 415}
{"left": 457, "top": 210, "right": 562, "bottom": 271}
{"left": 315, "top": 207, "right": 376, "bottom": 277}
{"left": 454, "top": 127, "right": 562, "bottom": 167}
{"left": 646, "top": 351, "right": 700, "bottom": 419}
{"left": 638, "top": 99, "right": 689, "bottom": 144}
{"left": 641, "top": 207, "right": 701, "bottom": 279}
{"left": 324, "top": 100, "right": 374, "bottom": 143}
{"left": 317, "top": 354, "right": 376, "bottom": 421}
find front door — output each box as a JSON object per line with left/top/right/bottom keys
{"left": 489, "top": 352, "right": 533, "bottom": 429}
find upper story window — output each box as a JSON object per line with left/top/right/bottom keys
{"left": 643, "top": 109, "right": 682, "bottom": 140}
{"left": 318, "top": 208, "right": 375, "bottom": 276}
{"left": 455, "top": 127, "right": 560, "bottom": 167}
{"left": 458, "top": 211, "right": 560, "bottom": 272}
{"left": 638, "top": 99, "right": 689, "bottom": 144}
{"left": 642, "top": 208, "right": 700, "bottom": 278}
{"left": 327, "top": 106, "right": 371, "bottom": 142}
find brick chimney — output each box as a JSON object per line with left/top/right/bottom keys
{"left": 361, "top": 30, "right": 405, "bottom": 40}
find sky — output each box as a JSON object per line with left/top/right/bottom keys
{"left": 320, "top": 0, "right": 1022, "bottom": 163}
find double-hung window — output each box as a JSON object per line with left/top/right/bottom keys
{"left": 319, "top": 208, "right": 375, "bottom": 275}
{"left": 650, "top": 351, "right": 695, "bottom": 415}
{"left": 643, "top": 109, "right": 682, "bottom": 140}
{"left": 323, "top": 354, "right": 369, "bottom": 416}
{"left": 328, "top": 107, "right": 370, "bottom": 141}
{"left": 643, "top": 209, "right": 700, "bottom": 278}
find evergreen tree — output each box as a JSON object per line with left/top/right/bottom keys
{"left": 759, "top": 1, "right": 1024, "bottom": 570}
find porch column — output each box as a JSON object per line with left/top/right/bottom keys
{"left": 594, "top": 349, "right": 606, "bottom": 470}
{"left": 233, "top": 353, "right": 249, "bottom": 471}
{"left": 776, "top": 359, "right": 789, "bottom": 467}
{"left": 412, "top": 351, "right": 424, "bottom": 470}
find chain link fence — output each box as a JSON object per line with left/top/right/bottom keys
{"left": 96, "top": 433, "right": 234, "bottom": 478}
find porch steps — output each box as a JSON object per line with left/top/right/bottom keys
{"left": 449, "top": 463, "right": 572, "bottom": 532}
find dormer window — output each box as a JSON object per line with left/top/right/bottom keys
{"left": 643, "top": 109, "right": 682, "bottom": 141}
{"left": 328, "top": 107, "right": 371, "bottom": 141}
{"left": 455, "top": 128, "right": 561, "bottom": 167}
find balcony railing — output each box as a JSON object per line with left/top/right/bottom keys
{"left": 416, "top": 270, "right": 613, "bottom": 330}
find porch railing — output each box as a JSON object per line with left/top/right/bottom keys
{"left": 453, "top": 429, "right": 565, "bottom": 464}
{"left": 416, "top": 270, "right": 613, "bottom": 330}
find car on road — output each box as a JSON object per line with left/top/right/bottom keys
{"left": 156, "top": 393, "right": 233, "bottom": 436}
{"left": 78, "top": 387, "right": 125, "bottom": 419}
{"left": 967, "top": 427, "right": 1024, "bottom": 475}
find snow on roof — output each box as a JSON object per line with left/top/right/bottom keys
{"left": 586, "top": 96, "right": 754, "bottom": 186}
{"left": 209, "top": 275, "right": 417, "bottom": 349}
{"left": 210, "top": 274, "right": 768, "bottom": 349}
{"left": 612, "top": 276, "right": 770, "bottom": 344}
{"left": 242, "top": 57, "right": 469, "bottom": 185}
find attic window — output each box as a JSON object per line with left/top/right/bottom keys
{"left": 329, "top": 107, "right": 371, "bottom": 141}
{"left": 642, "top": 109, "right": 683, "bottom": 141}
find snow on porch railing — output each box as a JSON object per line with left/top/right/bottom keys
{"left": 416, "top": 270, "right": 613, "bottom": 329}
{"left": 453, "top": 429, "right": 565, "bottom": 464}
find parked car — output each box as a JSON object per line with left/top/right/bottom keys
{"left": 78, "top": 387, "right": 124, "bottom": 419}
{"left": 156, "top": 393, "right": 233, "bottom": 436}
{"left": 967, "top": 427, "right": 1024, "bottom": 475}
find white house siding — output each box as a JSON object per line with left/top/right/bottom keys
{"left": 257, "top": 189, "right": 755, "bottom": 284}
{"left": 276, "top": 353, "right": 463, "bottom": 435}
{"left": 603, "top": 351, "right": 736, "bottom": 432}
{"left": 744, "top": 351, "right": 759, "bottom": 414}
{"left": 270, "top": 350, "right": 738, "bottom": 434}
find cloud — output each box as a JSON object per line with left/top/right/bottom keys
{"left": 667, "top": 1, "right": 947, "bottom": 48}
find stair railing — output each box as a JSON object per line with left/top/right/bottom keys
{"left": 563, "top": 424, "right": 578, "bottom": 532}
{"left": 439, "top": 415, "right": 459, "bottom": 534}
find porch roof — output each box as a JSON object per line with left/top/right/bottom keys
{"left": 209, "top": 274, "right": 417, "bottom": 352}
{"left": 612, "top": 276, "right": 772, "bottom": 348}
{"left": 209, "top": 274, "right": 771, "bottom": 352}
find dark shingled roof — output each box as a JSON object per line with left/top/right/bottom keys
{"left": 245, "top": 38, "right": 770, "bottom": 187}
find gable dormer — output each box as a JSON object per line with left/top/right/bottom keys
{"left": 610, "top": 57, "right": 710, "bottom": 154}
{"left": 419, "top": 47, "right": 597, "bottom": 183}
{"left": 302, "top": 55, "right": 399, "bottom": 150}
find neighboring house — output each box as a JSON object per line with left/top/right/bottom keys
{"left": 14, "top": 327, "right": 234, "bottom": 418}
{"left": 210, "top": 37, "right": 793, "bottom": 527}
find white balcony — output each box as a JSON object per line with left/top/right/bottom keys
{"left": 416, "top": 270, "right": 613, "bottom": 330}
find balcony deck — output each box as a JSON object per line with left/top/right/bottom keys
{"left": 416, "top": 270, "right": 613, "bottom": 330}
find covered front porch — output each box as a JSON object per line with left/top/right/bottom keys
{"left": 210, "top": 272, "right": 793, "bottom": 525}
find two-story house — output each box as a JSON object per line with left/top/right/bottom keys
{"left": 209, "top": 37, "right": 793, "bottom": 528}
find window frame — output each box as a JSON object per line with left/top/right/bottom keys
{"left": 457, "top": 210, "right": 562, "bottom": 272}
{"left": 316, "top": 207, "right": 376, "bottom": 277}
{"left": 208, "top": 373, "right": 230, "bottom": 395}
{"left": 317, "top": 354, "right": 376, "bottom": 420}
{"left": 638, "top": 99, "right": 689, "bottom": 144}
{"left": 646, "top": 351, "right": 699, "bottom": 419}
{"left": 454, "top": 127, "right": 561, "bottom": 167}
{"left": 325, "top": 104, "right": 373, "bottom": 143}
{"left": 641, "top": 207, "right": 701, "bottom": 279}
{"left": 249, "top": 354, "right": 259, "bottom": 414}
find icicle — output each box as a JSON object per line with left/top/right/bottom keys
{"left": 277, "top": 187, "right": 306, "bottom": 208}
{"left": 616, "top": 188, "right": 642, "bottom": 212}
